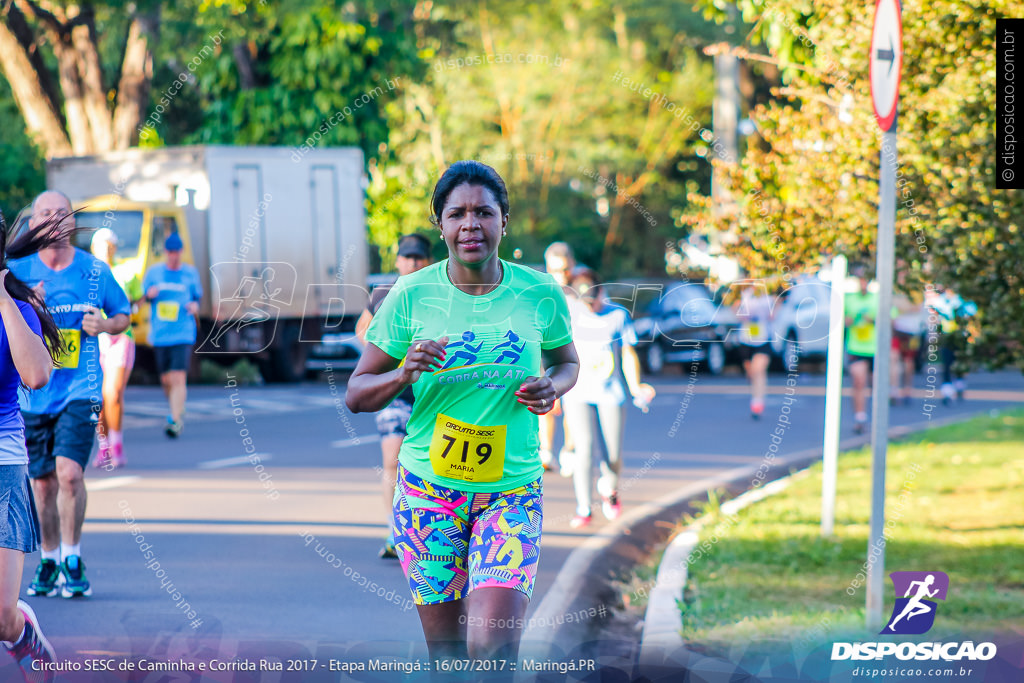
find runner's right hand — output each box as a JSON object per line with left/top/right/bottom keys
{"left": 401, "top": 336, "right": 448, "bottom": 384}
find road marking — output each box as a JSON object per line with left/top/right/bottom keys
{"left": 86, "top": 476, "right": 141, "bottom": 491}
{"left": 198, "top": 453, "right": 272, "bottom": 470}
{"left": 330, "top": 434, "right": 381, "bottom": 448}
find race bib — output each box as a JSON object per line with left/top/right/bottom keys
{"left": 748, "top": 323, "right": 762, "bottom": 340}
{"left": 156, "top": 301, "right": 180, "bottom": 322}
{"left": 55, "top": 329, "right": 81, "bottom": 369}
{"left": 428, "top": 413, "right": 506, "bottom": 483}
{"left": 853, "top": 323, "right": 872, "bottom": 342}
{"left": 583, "top": 349, "right": 615, "bottom": 380}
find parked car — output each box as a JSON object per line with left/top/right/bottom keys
{"left": 768, "top": 275, "right": 833, "bottom": 369}
{"left": 604, "top": 279, "right": 740, "bottom": 374}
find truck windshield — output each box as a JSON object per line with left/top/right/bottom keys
{"left": 72, "top": 211, "right": 144, "bottom": 260}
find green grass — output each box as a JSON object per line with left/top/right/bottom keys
{"left": 674, "top": 409, "right": 1024, "bottom": 656}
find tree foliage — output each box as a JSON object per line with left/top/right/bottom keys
{"left": 687, "top": 0, "right": 1024, "bottom": 370}
{"left": 370, "top": 0, "right": 728, "bottom": 274}
{"left": 166, "top": 0, "right": 423, "bottom": 152}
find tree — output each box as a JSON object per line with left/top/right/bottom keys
{"left": 0, "top": 77, "right": 44, "bottom": 222}
{"left": 159, "top": 0, "right": 423, "bottom": 152}
{"left": 371, "top": 0, "right": 729, "bottom": 275}
{"left": 0, "top": 0, "right": 160, "bottom": 157}
{"left": 687, "top": 0, "right": 1024, "bottom": 370}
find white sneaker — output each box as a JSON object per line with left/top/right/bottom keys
{"left": 601, "top": 494, "right": 622, "bottom": 520}
{"left": 558, "top": 449, "right": 575, "bottom": 478}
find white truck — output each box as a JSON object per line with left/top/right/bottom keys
{"left": 45, "top": 145, "right": 369, "bottom": 381}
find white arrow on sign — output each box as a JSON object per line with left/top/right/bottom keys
{"left": 870, "top": 0, "right": 903, "bottom": 131}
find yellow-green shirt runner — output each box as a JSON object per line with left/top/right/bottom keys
{"left": 366, "top": 260, "right": 573, "bottom": 493}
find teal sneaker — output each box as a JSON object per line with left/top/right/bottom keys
{"left": 26, "top": 559, "right": 61, "bottom": 597}
{"left": 379, "top": 538, "right": 398, "bottom": 559}
{"left": 164, "top": 417, "right": 182, "bottom": 438}
{"left": 59, "top": 556, "right": 91, "bottom": 598}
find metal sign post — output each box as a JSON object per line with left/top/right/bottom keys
{"left": 866, "top": 0, "right": 903, "bottom": 631}
{"left": 821, "top": 255, "right": 847, "bottom": 537}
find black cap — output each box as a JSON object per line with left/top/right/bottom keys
{"left": 397, "top": 234, "right": 430, "bottom": 259}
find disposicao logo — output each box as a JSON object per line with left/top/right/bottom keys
{"left": 831, "top": 570, "right": 998, "bottom": 663}
{"left": 882, "top": 570, "right": 949, "bottom": 635}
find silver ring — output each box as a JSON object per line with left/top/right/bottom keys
{"left": 542, "top": 398, "right": 548, "bottom": 407}
{"left": 415, "top": 343, "right": 423, "bottom": 352}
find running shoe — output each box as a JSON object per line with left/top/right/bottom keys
{"left": 26, "top": 560, "right": 61, "bottom": 598}
{"left": 379, "top": 541, "right": 398, "bottom": 559}
{"left": 8, "top": 600, "right": 55, "bottom": 683}
{"left": 750, "top": 400, "right": 765, "bottom": 420}
{"left": 92, "top": 444, "right": 111, "bottom": 468}
{"left": 59, "top": 556, "right": 91, "bottom": 598}
{"left": 165, "top": 417, "right": 182, "bottom": 438}
{"left": 853, "top": 419, "right": 867, "bottom": 435}
{"left": 110, "top": 443, "right": 126, "bottom": 469}
{"left": 569, "top": 513, "right": 592, "bottom": 529}
{"left": 955, "top": 380, "right": 966, "bottom": 402}
{"left": 601, "top": 494, "right": 622, "bottom": 521}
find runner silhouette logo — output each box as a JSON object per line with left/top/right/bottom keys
{"left": 881, "top": 571, "right": 949, "bottom": 635}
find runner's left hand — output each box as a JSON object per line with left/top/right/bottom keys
{"left": 516, "top": 376, "right": 557, "bottom": 415}
{"left": 81, "top": 306, "right": 105, "bottom": 336}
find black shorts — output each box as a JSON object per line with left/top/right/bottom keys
{"left": 154, "top": 344, "right": 193, "bottom": 374}
{"left": 23, "top": 400, "right": 100, "bottom": 478}
{"left": 738, "top": 343, "right": 772, "bottom": 362}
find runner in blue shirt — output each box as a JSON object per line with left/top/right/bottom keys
{"left": 10, "top": 191, "right": 130, "bottom": 601}
{"left": 143, "top": 233, "right": 202, "bottom": 438}
{"left": 0, "top": 206, "right": 64, "bottom": 678}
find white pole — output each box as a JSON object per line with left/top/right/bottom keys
{"left": 821, "top": 254, "right": 847, "bottom": 538}
{"left": 867, "top": 127, "right": 898, "bottom": 631}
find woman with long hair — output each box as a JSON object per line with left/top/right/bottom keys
{"left": 0, "top": 207, "right": 67, "bottom": 680}
{"left": 346, "top": 161, "right": 578, "bottom": 673}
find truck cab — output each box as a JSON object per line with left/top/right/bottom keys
{"left": 70, "top": 195, "right": 195, "bottom": 349}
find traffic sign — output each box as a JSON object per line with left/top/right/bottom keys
{"left": 870, "top": 0, "right": 903, "bottom": 132}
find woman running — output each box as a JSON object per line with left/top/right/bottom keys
{"left": 91, "top": 228, "right": 140, "bottom": 468}
{"left": 0, "top": 209, "right": 66, "bottom": 680}
{"left": 733, "top": 281, "right": 774, "bottom": 419}
{"left": 561, "top": 268, "right": 654, "bottom": 528}
{"left": 346, "top": 160, "right": 579, "bottom": 669}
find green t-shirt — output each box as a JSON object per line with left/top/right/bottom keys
{"left": 112, "top": 261, "right": 144, "bottom": 340}
{"left": 845, "top": 290, "right": 880, "bottom": 357}
{"left": 366, "top": 259, "right": 573, "bottom": 492}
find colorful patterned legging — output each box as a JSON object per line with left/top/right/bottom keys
{"left": 392, "top": 465, "right": 543, "bottom": 605}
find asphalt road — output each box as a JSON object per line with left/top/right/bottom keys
{"left": 4, "top": 365, "right": 1022, "bottom": 680}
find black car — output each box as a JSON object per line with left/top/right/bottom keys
{"left": 603, "top": 280, "right": 740, "bottom": 374}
